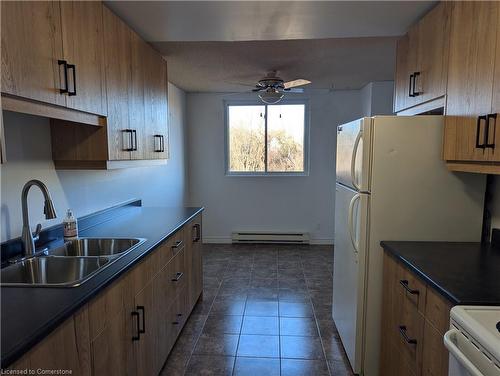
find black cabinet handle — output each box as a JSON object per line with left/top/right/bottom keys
{"left": 193, "top": 224, "right": 201, "bottom": 242}
{"left": 476, "top": 116, "right": 487, "bottom": 149}
{"left": 58, "top": 60, "right": 69, "bottom": 94}
{"left": 399, "top": 280, "right": 419, "bottom": 295}
{"left": 137, "top": 305, "right": 145, "bottom": 334}
{"left": 131, "top": 311, "right": 140, "bottom": 341}
{"left": 408, "top": 74, "right": 414, "bottom": 97}
{"left": 123, "top": 129, "right": 134, "bottom": 151}
{"left": 485, "top": 113, "right": 497, "bottom": 149}
{"left": 67, "top": 64, "right": 76, "bottom": 96}
{"left": 172, "top": 240, "right": 183, "bottom": 249}
{"left": 412, "top": 72, "right": 421, "bottom": 96}
{"left": 132, "top": 129, "right": 138, "bottom": 151}
{"left": 154, "top": 135, "right": 162, "bottom": 152}
{"left": 171, "top": 272, "right": 184, "bottom": 282}
{"left": 399, "top": 325, "right": 417, "bottom": 345}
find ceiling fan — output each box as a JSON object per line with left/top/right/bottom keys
{"left": 245, "top": 71, "right": 312, "bottom": 104}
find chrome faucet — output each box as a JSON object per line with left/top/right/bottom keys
{"left": 21, "top": 180, "right": 57, "bottom": 257}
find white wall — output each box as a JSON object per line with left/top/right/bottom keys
{"left": 186, "top": 85, "right": 393, "bottom": 243}
{"left": 0, "top": 83, "right": 187, "bottom": 242}
{"left": 360, "top": 81, "right": 394, "bottom": 116}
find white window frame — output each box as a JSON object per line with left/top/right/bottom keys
{"left": 224, "top": 99, "right": 310, "bottom": 176}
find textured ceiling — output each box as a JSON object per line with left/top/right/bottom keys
{"left": 154, "top": 38, "right": 397, "bottom": 92}
{"left": 104, "top": 1, "right": 431, "bottom": 92}
{"left": 105, "top": 1, "right": 435, "bottom": 42}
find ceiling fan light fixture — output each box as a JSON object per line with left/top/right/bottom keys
{"left": 258, "top": 88, "right": 284, "bottom": 104}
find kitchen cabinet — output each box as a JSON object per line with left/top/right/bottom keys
{"left": 380, "top": 251, "right": 452, "bottom": 376}
{"left": 49, "top": 4, "right": 169, "bottom": 168}
{"left": 143, "top": 43, "right": 169, "bottom": 160}
{"left": 393, "top": 2, "right": 451, "bottom": 114}
{"left": 9, "top": 307, "right": 91, "bottom": 375}
{"left": 59, "top": 1, "right": 107, "bottom": 116}
{"left": 443, "top": 1, "right": 500, "bottom": 173}
{"left": 1, "top": 1, "right": 107, "bottom": 123}
{"left": 102, "top": 5, "right": 133, "bottom": 161}
{"left": 1, "top": 1, "right": 65, "bottom": 107}
{"left": 8, "top": 216, "right": 202, "bottom": 374}
{"left": 186, "top": 214, "right": 203, "bottom": 311}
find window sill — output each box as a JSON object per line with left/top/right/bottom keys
{"left": 225, "top": 172, "right": 309, "bottom": 177}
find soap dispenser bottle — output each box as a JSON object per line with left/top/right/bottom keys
{"left": 63, "top": 209, "right": 78, "bottom": 240}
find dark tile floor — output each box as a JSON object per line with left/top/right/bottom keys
{"left": 160, "top": 244, "right": 354, "bottom": 376}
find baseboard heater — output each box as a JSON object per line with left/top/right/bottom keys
{"left": 231, "top": 231, "right": 310, "bottom": 244}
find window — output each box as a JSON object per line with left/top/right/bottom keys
{"left": 225, "top": 101, "right": 309, "bottom": 175}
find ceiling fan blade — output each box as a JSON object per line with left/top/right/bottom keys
{"left": 252, "top": 87, "right": 264, "bottom": 92}
{"left": 284, "top": 79, "right": 311, "bottom": 89}
{"left": 284, "top": 88, "right": 304, "bottom": 93}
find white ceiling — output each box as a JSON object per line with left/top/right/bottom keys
{"left": 153, "top": 38, "right": 397, "bottom": 92}
{"left": 104, "top": 1, "right": 435, "bottom": 92}
{"left": 105, "top": 1, "right": 436, "bottom": 42}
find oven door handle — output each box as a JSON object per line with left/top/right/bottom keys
{"left": 444, "top": 329, "right": 484, "bottom": 376}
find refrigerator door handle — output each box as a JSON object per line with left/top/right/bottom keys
{"left": 348, "top": 193, "right": 361, "bottom": 253}
{"left": 351, "top": 131, "right": 363, "bottom": 191}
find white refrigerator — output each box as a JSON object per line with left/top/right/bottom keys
{"left": 332, "top": 116, "right": 486, "bottom": 376}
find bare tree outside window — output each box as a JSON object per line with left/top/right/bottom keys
{"left": 227, "top": 103, "right": 307, "bottom": 174}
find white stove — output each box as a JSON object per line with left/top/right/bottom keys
{"left": 445, "top": 306, "right": 500, "bottom": 376}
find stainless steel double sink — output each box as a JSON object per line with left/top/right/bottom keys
{"left": 1, "top": 238, "right": 146, "bottom": 288}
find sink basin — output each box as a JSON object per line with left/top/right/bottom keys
{"left": 1, "top": 256, "right": 110, "bottom": 287}
{"left": 48, "top": 237, "right": 146, "bottom": 258}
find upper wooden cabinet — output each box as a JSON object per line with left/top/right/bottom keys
{"left": 1, "top": 2, "right": 65, "bottom": 107}
{"left": 393, "top": 2, "right": 451, "bottom": 113}
{"left": 443, "top": 2, "right": 500, "bottom": 173}
{"left": 59, "top": 2, "right": 107, "bottom": 116}
{"left": 47, "top": 4, "right": 169, "bottom": 169}
{"left": 1, "top": 1, "right": 107, "bottom": 117}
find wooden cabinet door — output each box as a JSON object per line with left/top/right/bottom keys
{"left": 186, "top": 215, "right": 203, "bottom": 311}
{"left": 406, "top": 24, "right": 421, "bottom": 108}
{"left": 129, "top": 31, "right": 147, "bottom": 160}
{"left": 1, "top": 1, "right": 65, "bottom": 106}
{"left": 444, "top": 2, "right": 499, "bottom": 162}
{"left": 102, "top": 6, "right": 131, "bottom": 161}
{"left": 60, "top": 1, "right": 106, "bottom": 116}
{"left": 446, "top": 1, "right": 497, "bottom": 117}
{"left": 91, "top": 307, "right": 136, "bottom": 376}
{"left": 143, "top": 45, "right": 169, "bottom": 160}
{"left": 134, "top": 281, "right": 162, "bottom": 376}
{"left": 422, "top": 321, "right": 449, "bottom": 376}
{"left": 417, "top": 2, "right": 451, "bottom": 104}
{"left": 394, "top": 34, "right": 411, "bottom": 113}
{"left": 12, "top": 309, "right": 92, "bottom": 375}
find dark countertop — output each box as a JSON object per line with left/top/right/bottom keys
{"left": 381, "top": 241, "right": 500, "bottom": 306}
{"left": 1, "top": 205, "right": 203, "bottom": 368}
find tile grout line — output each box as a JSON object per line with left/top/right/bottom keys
{"left": 301, "top": 252, "right": 334, "bottom": 376}
{"left": 181, "top": 248, "right": 229, "bottom": 376}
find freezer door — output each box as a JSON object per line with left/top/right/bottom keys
{"left": 336, "top": 117, "right": 372, "bottom": 192}
{"left": 333, "top": 183, "right": 370, "bottom": 374}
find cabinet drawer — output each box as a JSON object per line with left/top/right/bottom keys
{"left": 398, "top": 267, "right": 427, "bottom": 314}
{"left": 167, "top": 289, "right": 188, "bottom": 341}
{"left": 395, "top": 297, "right": 425, "bottom": 373}
{"left": 161, "top": 245, "right": 187, "bottom": 301}
{"left": 159, "top": 228, "right": 185, "bottom": 267}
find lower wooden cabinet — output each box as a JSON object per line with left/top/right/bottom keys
{"left": 8, "top": 214, "right": 203, "bottom": 375}
{"left": 380, "top": 251, "right": 452, "bottom": 376}
{"left": 186, "top": 213, "right": 203, "bottom": 310}
{"left": 9, "top": 308, "right": 92, "bottom": 376}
